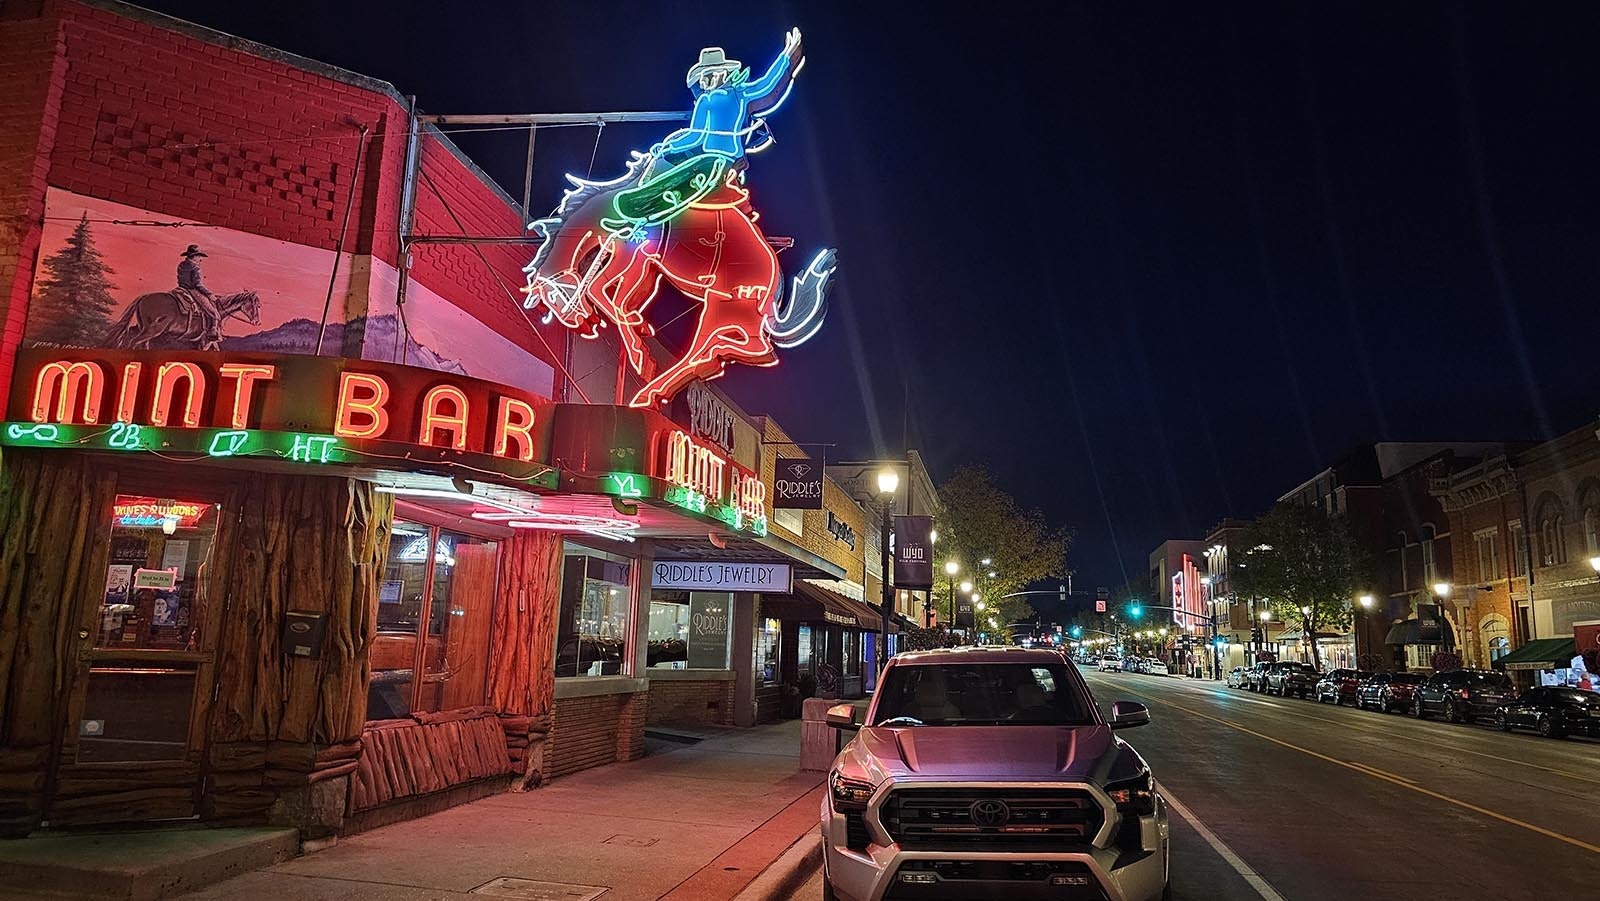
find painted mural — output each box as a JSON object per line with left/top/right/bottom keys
{"left": 26, "top": 189, "right": 555, "bottom": 398}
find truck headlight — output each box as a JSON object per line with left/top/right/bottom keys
{"left": 829, "top": 771, "right": 874, "bottom": 811}
{"left": 1105, "top": 772, "right": 1156, "bottom": 816}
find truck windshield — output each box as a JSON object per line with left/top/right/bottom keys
{"left": 872, "top": 663, "right": 1095, "bottom": 726}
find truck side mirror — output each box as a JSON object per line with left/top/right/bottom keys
{"left": 825, "top": 702, "right": 859, "bottom": 728}
{"left": 1109, "top": 701, "right": 1150, "bottom": 729}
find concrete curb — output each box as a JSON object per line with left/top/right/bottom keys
{"left": 732, "top": 831, "right": 822, "bottom": 901}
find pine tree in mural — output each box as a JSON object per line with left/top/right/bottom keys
{"left": 29, "top": 214, "right": 119, "bottom": 346}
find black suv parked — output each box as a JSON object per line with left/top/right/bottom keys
{"left": 1412, "top": 669, "right": 1516, "bottom": 723}
{"left": 1265, "top": 662, "right": 1322, "bottom": 698}
{"left": 1494, "top": 687, "right": 1600, "bottom": 739}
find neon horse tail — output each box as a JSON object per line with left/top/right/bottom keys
{"left": 766, "top": 248, "right": 837, "bottom": 349}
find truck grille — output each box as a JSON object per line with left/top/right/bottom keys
{"left": 880, "top": 788, "right": 1104, "bottom": 850}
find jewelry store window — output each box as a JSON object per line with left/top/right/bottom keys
{"left": 556, "top": 543, "right": 635, "bottom": 677}
{"left": 756, "top": 617, "right": 781, "bottom": 685}
{"left": 648, "top": 591, "right": 732, "bottom": 669}
{"left": 367, "top": 521, "right": 500, "bottom": 720}
{"left": 79, "top": 495, "right": 220, "bottom": 762}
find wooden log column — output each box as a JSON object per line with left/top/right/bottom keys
{"left": 204, "top": 472, "right": 392, "bottom": 835}
{"left": 487, "top": 530, "right": 561, "bottom": 790}
{"left": 0, "top": 451, "right": 118, "bottom": 837}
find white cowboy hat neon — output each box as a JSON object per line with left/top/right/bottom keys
{"left": 686, "top": 47, "right": 741, "bottom": 87}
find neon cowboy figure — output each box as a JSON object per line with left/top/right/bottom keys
{"left": 606, "top": 28, "right": 804, "bottom": 233}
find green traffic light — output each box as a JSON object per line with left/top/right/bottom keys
{"left": 1128, "top": 602, "right": 1143, "bottom": 620}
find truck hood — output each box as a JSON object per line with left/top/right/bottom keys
{"left": 849, "top": 724, "right": 1123, "bottom": 782}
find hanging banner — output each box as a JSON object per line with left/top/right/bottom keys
{"left": 894, "top": 515, "right": 934, "bottom": 590}
{"left": 774, "top": 456, "right": 824, "bottom": 509}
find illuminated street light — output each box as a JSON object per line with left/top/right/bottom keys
{"left": 945, "top": 560, "right": 959, "bottom": 576}
{"left": 1260, "top": 610, "right": 1272, "bottom": 622}
{"left": 1433, "top": 582, "right": 1452, "bottom": 600}
{"left": 1359, "top": 594, "right": 1375, "bottom": 609}
{"left": 1589, "top": 556, "right": 1600, "bottom": 574}
{"left": 960, "top": 581, "right": 973, "bottom": 593}
{"left": 980, "top": 557, "right": 992, "bottom": 566}
{"left": 876, "top": 469, "right": 900, "bottom": 496}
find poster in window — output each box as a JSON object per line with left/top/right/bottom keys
{"left": 160, "top": 540, "right": 190, "bottom": 580}
{"left": 104, "top": 564, "right": 133, "bottom": 607}
{"left": 151, "top": 591, "right": 179, "bottom": 627}
{"left": 688, "top": 593, "right": 731, "bottom": 669}
{"left": 379, "top": 580, "right": 404, "bottom": 605}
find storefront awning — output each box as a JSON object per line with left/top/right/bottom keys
{"left": 1384, "top": 618, "right": 1456, "bottom": 646}
{"left": 1492, "top": 637, "right": 1577, "bottom": 672}
{"left": 1275, "top": 631, "right": 1350, "bottom": 643}
{"left": 761, "top": 581, "right": 882, "bottom": 632}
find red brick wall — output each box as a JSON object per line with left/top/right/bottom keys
{"left": 543, "top": 691, "right": 646, "bottom": 780}
{"left": 0, "top": 0, "right": 566, "bottom": 397}
{"left": 0, "top": 8, "right": 68, "bottom": 417}
{"left": 644, "top": 678, "right": 735, "bottom": 727}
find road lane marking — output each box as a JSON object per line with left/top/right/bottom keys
{"left": 1089, "top": 673, "right": 1600, "bottom": 787}
{"left": 1159, "top": 785, "right": 1288, "bottom": 901}
{"left": 1115, "top": 685, "right": 1600, "bottom": 857}
{"left": 1345, "top": 761, "right": 1417, "bottom": 785}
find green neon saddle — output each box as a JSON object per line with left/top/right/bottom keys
{"left": 605, "top": 154, "right": 729, "bottom": 232}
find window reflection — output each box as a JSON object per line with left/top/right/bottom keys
{"left": 556, "top": 544, "right": 633, "bottom": 677}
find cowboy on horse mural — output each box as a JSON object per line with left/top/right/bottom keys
{"left": 523, "top": 28, "right": 836, "bottom": 409}
{"left": 105, "top": 244, "right": 260, "bottom": 350}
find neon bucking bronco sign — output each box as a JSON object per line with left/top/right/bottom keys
{"left": 522, "top": 28, "right": 837, "bottom": 409}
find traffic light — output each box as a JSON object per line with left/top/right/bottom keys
{"left": 1070, "top": 625, "right": 1083, "bottom": 638}
{"left": 1127, "top": 602, "right": 1143, "bottom": 620}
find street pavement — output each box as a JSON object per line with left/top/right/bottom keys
{"left": 788, "top": 671, "right": 1600, "bottom": 901}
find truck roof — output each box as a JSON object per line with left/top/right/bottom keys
{"left": 888, "top": 646, "right": 1069, "bottom": 666}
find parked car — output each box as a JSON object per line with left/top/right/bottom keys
{"left": 1412, "top": 669, "right": 1517, "bottom": 723}
{"left": 820, "top": 647, "right": 1170, "bottom": 901}
{"left": 1494, "top": 687, "right": 1600, "bottom": 739}
{"left": 1122, "top": 656, "right": 1142, "bottom": 672}
{"left": 1314, "top": 669, "right": 1373, "bottom": 705}
{"left": 1265, "top": 662, "right": 1322, "bottom": 698}
{"left": 1098, "top": 654, "right": 1123, "bottom": 672}
{"left": 1356, "top": 671, "right": 1425, "bottom": 714}
{"left": 1243, "top": 661, "right": 1273, "bottom": 692}
{"left": 1226, "top": 666, "right": 1248, "bottom": 688}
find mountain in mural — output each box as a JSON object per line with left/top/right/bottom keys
{"left": 222, "top": 314, "right": 469, "bottom": 375}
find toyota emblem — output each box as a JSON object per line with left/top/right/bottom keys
{"left": 969, "top": 799, "right": 1011, "bottom": 828}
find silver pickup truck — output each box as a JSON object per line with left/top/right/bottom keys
{"left": 821, "top": 646, "right": 1170, "bottom": 901}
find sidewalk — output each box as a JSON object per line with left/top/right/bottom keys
{"left": 181, "top": 719, "right": 821, "bottom": 901}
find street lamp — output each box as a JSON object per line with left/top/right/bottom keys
{"left": 1432, "top": 582, "right": 1451, "bottom": 600}
{"left": 942, "top": 560, "right": 960, "bottom": 630}
{"left": 1357, "top": 594, "right": 1374, "bottom": 668}
{"left": 873, "top": 469, "right": 901, "bottom": 668}
{"left": 1589, "top": 556, "right": 1600, "bottom": 575}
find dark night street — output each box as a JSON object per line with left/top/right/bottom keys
{"left": 793, "top": 669, "right": 1600, "bottom": 901}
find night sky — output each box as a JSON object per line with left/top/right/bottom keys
{"left": 132, "top": 1, "right": 1600, "bottom": 593}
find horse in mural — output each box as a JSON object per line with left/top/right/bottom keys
{"left": 522, "top": 152, "right": 836, "bottom": 409}
{"left": 104, "top": 289, "right": 261, "bottom": 351}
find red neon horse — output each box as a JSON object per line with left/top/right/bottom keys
{"left": 522, "top": 153, "right": 835, "bottom": 409}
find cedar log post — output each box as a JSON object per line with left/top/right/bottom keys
{"left": 488, "top": 530, "right": 560, "bottom": 790}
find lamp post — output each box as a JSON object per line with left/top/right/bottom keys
{"left": 1259, "top": 608, "right": 1272, "bottom": 660}
{"left": 1358, "top": 594, "right": 1374, "bottom": 669}
{"left": 876, "top": 468, "right": 899, "bottom": 667}
{"left": 958, "top": 580, "right": 974, "bottom": 643}
{"left": 943, "top": 560, "right": 959, "bottom": 632}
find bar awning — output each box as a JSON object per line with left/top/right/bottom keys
{"left": 1492, "top": 637, "right": 1577, "bottom": 672}
{"left": 1384, "top": 618, "right": 1457, "bottom": 646}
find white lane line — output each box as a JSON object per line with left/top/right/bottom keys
{"left": 1160, "top": 784, "right": 1288, "bottom": 901}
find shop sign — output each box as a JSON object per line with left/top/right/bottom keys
{"left": 5, "top": 348, "right": 556, "bottom": 487}
{"left": 678, "top": 382, "right": 737, "bottom": 455}
{"left": 774, "top": 456, "right": 824, "bottom": 509}
{"left": 893, "top": 515, "right": 933, "bottom": 590}
{"left": 132, "top": 568, "right": 177, "bottom": 590}
{"left": 826, "top": 511, "right": 856, "bottom": 550}
{"left": 661, "top": 428, "right": 767, "bottom": 531}
{"left": 651, "top": 561, "right": 792, "bottom": 593}
{"left": 1417, "top": 604, "right": 1444, "bottom": 643}
{"left": 112, "top": 496, "right": 211, "bottom": 529}
{"left": 688, "top": 593, "right": 732, "bottom": 669}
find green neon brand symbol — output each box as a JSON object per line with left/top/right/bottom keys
{"left": 5, "top": 423, "right": 60, "bottom": 442}
{"left": 208, "top": 430, "right": 250, "bottom": 457}
{"left": 288, "top": 434, "right": 338, "bottom": 464}
{"left": 606, "top": 473, "right": 644, "bottom": 499}
{"left": 107, "top": 422, "right": 144, "bottom": 450}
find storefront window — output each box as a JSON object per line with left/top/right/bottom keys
{"left": 97, "top": 495, "right": 218, "bottom": 651}
{"left": 842, "top": 631, "right": 859, "bottom": 677}
{"left": 650, "top": 591, "right": 732, "bottom": 669}
{"left": 649, "top": 591, "right": 690, "bottom": 668}
{"left": 369, "top": 522, "right": 499, "bottom": 720}
{"left": 556, "top": 543, "right": 633, "bottom": 677}
{"left": 757, "top": 617, "right": 781, "bottom": 684}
